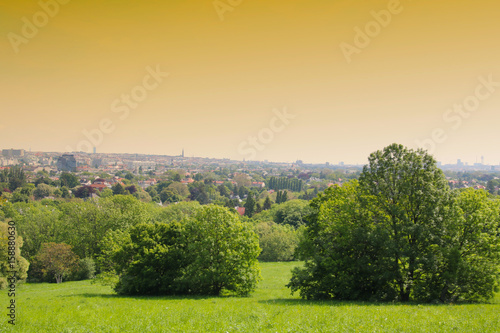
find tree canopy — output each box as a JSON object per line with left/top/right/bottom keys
{"left": 109, "top": 205, "right": 261, "bottom": 296}
{"left": 288, "top": 144, "right": 500, "bottom": 302}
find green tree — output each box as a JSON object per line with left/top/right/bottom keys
{"left": 160, "top": 189, "right": 181, "bottom": 204}
{"left": 415, "top": 188, "right": 500, "bottom": 302}
{"left": 133, "top": 190, "right": 152, "bottom": 202}
{"left": 33, "top": 184, "right": 54, "bottom": 200}
{"left": 172, "top": 173, "right": 182, "bottom": 182}
{"left": 112, "top": 183, "right": 126, "bottom": 195}
{"left": 263, "top": 196, "right": 273, "bottom": 210}
{"left": 59, "top": 172, "right": 79, "bottom": 188}
{"left": 99, "top": 188, "right": 114, "bottom": 198}
{"left": 357, "top": 144, "right": 450, "bottom": 302}
{"left": 273, "top": 200, "right": 310, "bottom": 228}
{"left": 8, "top": 165, "right": 26, "bottom": 191}
{"left": 11, "top": 187, "right": 32, "bottom": 203}
{"left": 244, "top": 193, "right": 256, "bottom": 217}
{"left": 288, "top": 144, "right": 500, "bottom": 303}
{"left": 288, "top": 181, "right": 395, "bottom": 300}
{"left": 4, "top": 202, "right": 66, "bottom": 261}
{"left": 0, "top": 220, "right": 30, "bottom": 288}
{"left": 113, "top": 222, "right": 187, "bottom": 295}
{"left": 112, "top": 205, "right": 261, "bottom": 296}
{"left": 60, "top": 186, "right": 71, "bottom": 199}
{"left": 167, "top": 182, "right": 190, "bottom": 198}
{"left": 486, "top": 180, "right": 496, "bottom": 195}
{"left": 255, "top": 222, "right": 299, "bottom": 262}
{"left": 182, "top": 205, "right": 261, "bottom": 296}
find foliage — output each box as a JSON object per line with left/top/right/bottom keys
{"left": 414, "top": 188, "right": 500, "bottom": 302}
{"left": 160, "top": 189, "right": 181, "bottom": 203}
{"left": 289, "top": 144, "right": 500, "bottom": 302}
{"left": 74, "top": 186, "right": 95, "bottom": 198}
{"left": 99, "top": 188, "right": 114, "bottom": 198}
{"left": 113, "top": 222, "right": 187, "bottom": 295}
{"left": 263, "top": 196, "right": 272, "bottom": 210}
{"left": 71, "top": 258, "right": 96, "bottom": 281}
{"left": 3, "top": 202, "right": 66, "bottom": 260}
{"left": 150, "top": 201, "right": 201, "bottom": 224}
{"left": 0, "top": 220, "right": 30, "bottom": 287}
{"left": 112, "top": 205, "right": 261, "bottom": 296}
{"left": 33, "top": 243, "right": 79, "bottom": 283}
{"left": 182, "top": 205, "right": 261, "bottom": 296}
{"left": 167, "top": 182, "right": 190, "bottom": 198}
{"left": 255, "top": 222, "right": 299, "bottom": 261}
{"left": 273, "top": 199, "right": 310, "bottom": 228}
{"left": 7, "top": 165, "right": 27, "bottom": 191}
{"left": 244, "top": 193, "right": 256, "bottom": 217}
{"left": 268, "top": 177, "right": 303, "bottom": 192}
{"left": 33, "top": 183, "right": 54, "bottom": 200}
{"left": 275, "top": 190, "right": 288, "bottom": 204}
{"left": 59, "top": 172, "right": 80, "bottom": 188}
{"left": 11, "top": 186, "right": 32, "bottom": 203}
{"left": 112, "top": 183, "right": 126, "bottom": 195}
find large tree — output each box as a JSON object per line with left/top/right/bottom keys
{"left": 358, "top": 143, "right": 450, "bottom": 301}
{"left": 182, "top": 205, "right": 261, "bottom": 296}
{"left": 289, "top": 144, "right": 500, "bottom": 302}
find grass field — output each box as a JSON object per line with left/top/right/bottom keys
{"left": 1, "top": 262, "right": 499, "bottom": 332}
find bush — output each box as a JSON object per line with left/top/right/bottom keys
{"left": 71, "top": 258, "right": 96, "bottom": 281}
{"left": 255, "top": 222, "right": 299, "bottom": 262}
{"left": 111, "top": 205, "right": 261, "bottom": 296}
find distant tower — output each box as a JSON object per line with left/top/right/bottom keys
{"left": 182, "top": 149, "right": 184, "bottom": 158}
{"left": 93, "top": 147, "right": 96, "bottom": 154}
{"left": 481, "top": 156, "right": 484, "bottom": 165}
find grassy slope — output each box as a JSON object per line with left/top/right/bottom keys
{"left": 0, "top": 262, "right": 499, "bottom": 332}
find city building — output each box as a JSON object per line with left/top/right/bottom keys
{"left": 2, "top": 149, "right": 25, "bottom": 157}
{"left": 57, "top": 154, "right": 77, "bottom": 172}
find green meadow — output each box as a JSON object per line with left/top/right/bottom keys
{"left": 1, "top": 262, "right": 499, "bottom": 332}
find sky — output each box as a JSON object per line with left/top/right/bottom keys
{"left": 1, "top": 0, "right": 500, "bottom": 165}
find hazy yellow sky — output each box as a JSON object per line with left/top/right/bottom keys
{"left": 1, "top": 0, "right": 500, "bottom": 164}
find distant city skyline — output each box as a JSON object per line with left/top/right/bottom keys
{"left": 2, "top": 1, "right": 500, "bottom": 165}
{"left": 2, "top": 146, "right": 500, "bottom": 168}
